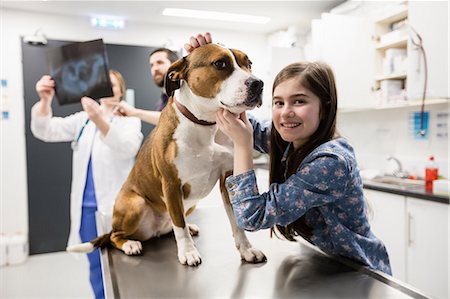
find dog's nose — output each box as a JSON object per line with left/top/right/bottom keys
{"left": 245, "top": 78, "right": 264, "bottom": 94}
{"left": 244, "top": 77, "right": 263, "bottom": 107}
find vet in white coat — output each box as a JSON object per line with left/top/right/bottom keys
{"left": 30, "top": 103, "right": 143, "bottom": 247}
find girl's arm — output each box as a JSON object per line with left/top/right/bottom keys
{"left": 225, "top": 153, "right": 349, "bottom": 231}
{"left": 216, "top": 109, "right": 254, "bottom": 175}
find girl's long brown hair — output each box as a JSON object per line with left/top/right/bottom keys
{"left": 269, "top": 61, "right": 339, "bottom": 241}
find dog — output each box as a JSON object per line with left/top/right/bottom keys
{"left": 67, "top": 43, "right": 266, "bottom": 266}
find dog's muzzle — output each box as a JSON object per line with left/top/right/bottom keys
{"left": 244, "top": 78, "right": 264, "bottom": 107}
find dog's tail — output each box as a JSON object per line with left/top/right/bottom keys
{"left": 66, "top": 232, "right": 112, "bottom": 253}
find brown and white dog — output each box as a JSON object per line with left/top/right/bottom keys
{"left": 67, "top": 43, "right": 266, "bottom": 266}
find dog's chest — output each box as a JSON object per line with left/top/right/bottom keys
{"left": 173, "top": 122, "right": 233, "bottom": 200}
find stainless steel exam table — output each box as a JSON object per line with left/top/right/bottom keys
{"left": 97, "top": 206, "right": 430, "bottom": 299}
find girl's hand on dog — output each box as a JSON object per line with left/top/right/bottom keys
{"left": 35, "top": 75, "right": 55, "bottom": 105}
{"left": 216, "top": 109, "right": 253, "bottom": 148}
{"left": 184, "top": 32, "right": 212, "bottom": 54}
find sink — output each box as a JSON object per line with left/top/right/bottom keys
{"left": 366, "top": 176, "right": 425, "bottom": 189}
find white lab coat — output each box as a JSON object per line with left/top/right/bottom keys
{"left": 30, "top": 102, "right": 143, "bottom": 247}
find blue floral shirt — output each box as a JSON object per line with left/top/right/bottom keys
{"left": 225, "top": 117, "right": 392, "bottom": 275}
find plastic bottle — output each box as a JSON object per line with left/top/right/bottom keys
{"left": 425, "top": 156, "right": 439, "bottom": 192}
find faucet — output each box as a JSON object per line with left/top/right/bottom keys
{"left": 387, "top": 156, "right": 409, "bottom": 178}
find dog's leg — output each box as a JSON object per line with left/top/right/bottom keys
{"left": 187, "top": 223, "right": 200, "bottom": 236}
{"left": 220, "top": 173, "right": 267, "bottom": 263}
{"left": 109, "top": 191, "right": 148, "bottom": 255}
{"left": 186, "top": 205, "right": 200, "bottom": 236}
{"left": 163, "top": 179, "right": 202, "bottom": 266}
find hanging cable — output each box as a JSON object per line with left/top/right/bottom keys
{"left": 409, "top": 25, "right": 428, "bottom": 137}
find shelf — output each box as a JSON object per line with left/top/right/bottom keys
{"left": 375, "top": 5, "right": 408, "bottom": 24}
{"left": 376, "top": 36, "right": 408, "bottom": 50}
{"left": 375, "top": 73, "right": 407, "bottom": 81}
{"left": 338, "top": 98, "right": 448, "bottom": 113}
{"left": 373, "top": 3, "right": 409, "bottom": 109}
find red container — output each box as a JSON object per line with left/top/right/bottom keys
{"left": 425, "top": 156, "right": 439, "bottom": 192}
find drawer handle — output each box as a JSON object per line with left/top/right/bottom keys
{"left": 408, "top": 213, "right": 415, "bottom": 246}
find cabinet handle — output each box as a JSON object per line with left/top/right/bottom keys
{"left": 408, "top": 213, "right": 415, "bottom": 246}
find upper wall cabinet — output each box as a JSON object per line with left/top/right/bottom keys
{"left": 309, "top": 2, "right": 448, "bottom": 113}
{"left": 338, "top": 1, "right": 448, "bottom": 113}
{"left": 310, "top": 13, "right": 374, "bottom": 110}
{"left": 407, "top": 1, "right": 449, "bottom": 102}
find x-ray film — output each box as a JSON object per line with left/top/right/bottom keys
{"left": 47, "top": 39, "right": 113, "bottom": 105}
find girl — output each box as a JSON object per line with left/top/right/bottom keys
{"left": 216, "top": 61, "right": 392, "bottom": 275}
{"left": 31, "top": 70, "right": 143, "bottom": 298}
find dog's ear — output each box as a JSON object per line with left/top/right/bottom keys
{"left": 230, "top": 49, "right": 252, "bottom": 72}
{"left": 164, "top": 57, "right": 188, "bottom": 97}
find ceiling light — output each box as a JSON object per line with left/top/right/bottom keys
{"left": 162, "top": 8, "right": 270, "bottom": 24}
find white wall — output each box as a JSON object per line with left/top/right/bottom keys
{"left": 338, "top": 103, "right": 449, "bottom": 178}
{"left": 0, "top": 8, "right": 271, "bottom": 235}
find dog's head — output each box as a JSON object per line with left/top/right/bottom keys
{"left": 165, "top": 44, "right": 263, "bottom": 114}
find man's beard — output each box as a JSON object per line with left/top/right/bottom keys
{"left": 154, "top": 74, "right": 164, "bottom": 88}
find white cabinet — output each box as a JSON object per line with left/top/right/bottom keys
{"left": 407, "top": 1, "right": 449, "bottom": 101}
{"left": 365, "top": 190, "right": 406, "bottom": 280}
{"left": 366, "top": 190, "right": 449, "bottom": 299}
{"left": 309, "top": 13, "right": 374, "bottom": 109}
{"left": 406, "top": 197, "right": 449, "bottom": 299}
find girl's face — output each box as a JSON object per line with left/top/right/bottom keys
{"left": 100, "top": 73, "right": 122, "bottom": 107}
{"left": 272, "top": 78, "right": 321, "bottom": 150}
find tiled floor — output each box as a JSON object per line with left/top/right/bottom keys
{"left": 1, "top": 251, "right": 93, "bottom": 298}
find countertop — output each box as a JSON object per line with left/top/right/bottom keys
{"left": 363, "top": 180, "right": 449, "bottom": 204}
{"left": 97, "top": 206, "right": 431, "bottom": 299}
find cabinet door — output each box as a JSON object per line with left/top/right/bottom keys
{"left": 365, "top": 190, "right": 406, "bottom": 280}
{"left": 406, "top": 197, "right": 449, "bottom": 299}
{"left": 310, "top": 13, "right": 374, "bottom": 109}
{"left": 407, "top": 1, "right": 449, "bottom": 100}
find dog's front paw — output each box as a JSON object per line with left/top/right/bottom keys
{"left": 122, "top": 240, "right": 143, "bottom": 255}
{"left": 240, "top": 247, "right": 267, "bottom": 263}
{"left": 187, "top": 223, "right": 200, "bottom": 236}
{"left": 178, "top": 248, "right": 202, "bottom": 266}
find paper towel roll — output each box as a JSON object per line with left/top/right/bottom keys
{"left": 0, "top": 234, "right": 8, "bottom": 266}
{"left": 8, "top": 233, "right": 28, "bottom": 265}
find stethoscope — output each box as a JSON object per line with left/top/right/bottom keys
{"left": 71, "top": 119, "right": 90, "bottom": 151}
{"left": 70, "top": 103, "right": 119, "bottom": 151}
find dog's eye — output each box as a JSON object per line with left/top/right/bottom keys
{"left": 248, "top": 61, "right": 253, "bottom": 70}
{"left": 213, "top": 60, "right": 227, "bottom": 70}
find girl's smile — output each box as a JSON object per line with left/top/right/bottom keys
{"left": 280, "top": 122, "right": 301, "bottom": 128}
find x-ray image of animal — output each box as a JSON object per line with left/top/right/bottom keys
{"left": 47, "top": 39, "right": 113, "bottom": 105}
